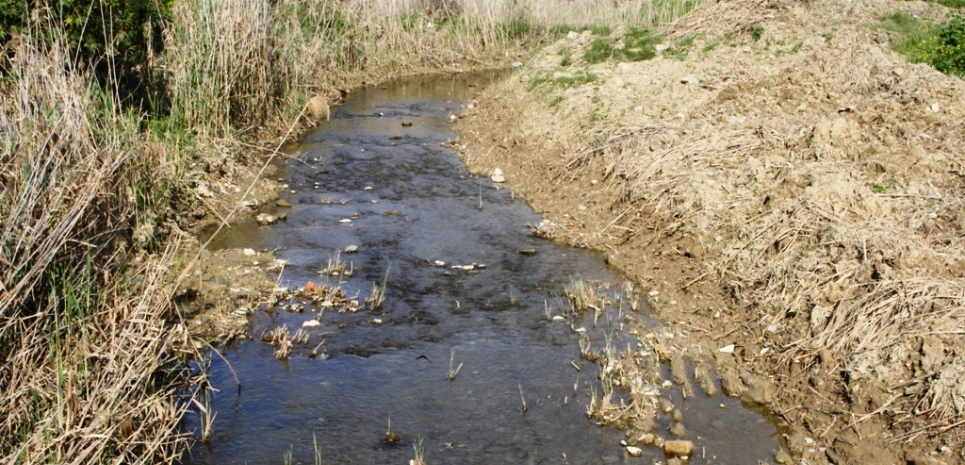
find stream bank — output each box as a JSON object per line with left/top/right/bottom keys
{"left": 453, "top": 0, "right": 965, "bottom": 463}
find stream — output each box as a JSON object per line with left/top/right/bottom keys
{"left": 182, "top": 71, "right": 779, "bottom": 465}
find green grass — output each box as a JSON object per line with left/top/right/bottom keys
{"left": 549, "top": 24, "right": 613, "bottom": 36}
{"left": 528, "top": 69, "right": 599, "bottom": 90}
{"left": 751, "top": 23, "right": 764, "bottom": 41}
{"left": 664, "top": 35, "right": 695, "bottom": 60}
{"left": 549, "top": 95, "right": 565, "bottom": 107}
{"left": 878, "top": 11, "right": 965, "bottom": 77}
{"left": 584, "top": 27, "right": 660, "bottom": 63}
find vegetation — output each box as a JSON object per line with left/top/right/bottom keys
{"left": 0, "top": 0, "right": 706, "bottom": 462}
{"left": 880, "top": 11, "right": 965, "bottom": 77}
{"left": 584, "top": 27, "right": 660, "bottom": 63}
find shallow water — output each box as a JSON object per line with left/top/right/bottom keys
{"left": 183, "top": 72, "right": 779, "bottom": 465}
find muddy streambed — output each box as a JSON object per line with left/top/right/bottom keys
{"left": 183, "top": 72, "right": 778, "bottom": 464}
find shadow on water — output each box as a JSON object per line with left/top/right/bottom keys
{"left": 183, "top": 71, "right": 780, "bottom": 465}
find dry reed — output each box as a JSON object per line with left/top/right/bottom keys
{"left": 0, "top": 31, "right": 194, "bottom": 463}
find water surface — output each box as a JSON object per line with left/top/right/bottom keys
{"left": 184, "top": 72, "right": 779, "bottom": 465}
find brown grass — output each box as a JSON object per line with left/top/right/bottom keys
{"left": 0, "top": 32, "right": 194, "bottom": 463}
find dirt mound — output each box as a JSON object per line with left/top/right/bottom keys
{"left": 456, "top": 0, "right": 965, "bottom": 462}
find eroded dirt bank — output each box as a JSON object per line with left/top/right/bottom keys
{"left": 455, "top": 0, "right": 965, "bottom": 463}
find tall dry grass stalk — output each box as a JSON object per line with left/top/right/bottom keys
{"left": 0, "top": 23, "right": 193, "bottom": 465}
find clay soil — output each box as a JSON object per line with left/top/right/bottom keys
{"left": 454, "top": 0, "right": 965, "bottom": 463}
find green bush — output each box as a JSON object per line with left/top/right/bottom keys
{"left": 883, "top": 12, "right": 965, "bottom": 77}
{"left": 1, "top": 0, "right": 173, "bottom": 107}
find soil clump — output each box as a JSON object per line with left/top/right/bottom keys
{"left": 455, "top": 0, "right": 965, "bottom": 463}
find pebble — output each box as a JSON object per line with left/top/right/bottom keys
{"left": 302, "top": 320, "right": 321, "bottom": 328}
{"left": 256, "top": 213, "right": 278, "bottom": 225}
{"left": 625, "top": 446, "right": 643, "bottom": 457}
{"left": 371, "top": 318, "right": 383, "bottom": 325}
{"left": 339, "top": 218, "right": 352, "bottom": 224}
{"left": 664, "top": 440, "right": 695, "bottom": 457}
{"left": 344, "top": 245, "right": 359, "bottom": 253}
{"left": 276, "top": 199, "right": 292, "bottom": 208}
{"left": 552, "top": 315, "right": 566, "bottom": 322}
{"left": 243, "top": 248, "right": 257, "bottom": 256}
{"left": 511, "top": 61, "right": 523, "bottom": 68}
{"left": 680, "top": 76, "right": 699, "bottom": 85}
{"left": 433, "top": 260, "right": 446, "bottom": 267}
{"left": 491, "top": 168, "right": 506, "bottom": 183}
{"left": 719, "top": 344, "right": 736, "bottom": 353}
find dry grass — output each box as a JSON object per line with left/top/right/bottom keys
{"left": 0, "top": 31, "right": 194, "bottom": 463}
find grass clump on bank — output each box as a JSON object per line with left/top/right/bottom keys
{"left": 879, "top": 11, "right": 965, "bottom": 77}
{"left": 584, "top": 27, "right": 661, "bottom": 63}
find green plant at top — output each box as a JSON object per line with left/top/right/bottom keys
{"left": 880, "top": 12, "right": 965, "bottom": 77}
{"left": 1, "top": 0, "right": 173, "bottom": 109}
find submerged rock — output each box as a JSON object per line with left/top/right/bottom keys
{"left": 256, "top": 213, "right": 278, "bottom": 225}
{"left": 664, "top": 440, "right": 694, "bottom": 457}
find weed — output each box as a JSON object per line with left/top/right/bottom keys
{"left": 518, "top": 384, "right": 528, "bottom": 413}
{"left": 549, "top": 95, "right": 565, "bottom": 107}
{"left": 528, "top": 70, "right": 599, "bottom": 91}
{"left": 550, "top": 24, "right": 613, "bottom": 36}
{"left": 366, "top": 264, "right": 391, "bottom": 310}
{"left": 751, "top": 23, "right": 765, "bottom": 41}
{"left": 872, "top": 178, "right": 899, "bottom": 194}
{"left": 322, "top": 251, "right": 354, "bottom": 276}
{"left": 702, "top": 40, "right": 720, "bottom": 52}
{"left": 313, "top": 433, "right": 323, "bottom": 465}
{"left": 585, "top": 37, "right": 619, "bottom": 63}
{"left": 447, "top": 349, "right": 464, "bottom": 381}
{"left": 412, "top": 435, "right": 426, "bottom": 465}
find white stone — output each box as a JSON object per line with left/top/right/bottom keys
{"left": 625, "top": 446, "right": 643, "bottom": 457}
{"left": 491, "top": 168, "right": 506, "bottom": 183}
{"left": 243, "top": 248, "right": 256, "bottom": 256}
{"left": 302, "top": 320, "right": 321, "bottom": 328}
{"left": 719, "top": 344, "right": 736, "bottom": 354}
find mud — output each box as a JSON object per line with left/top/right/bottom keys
{"left": 454, "top": 0, "right": 965, "bottom": 463}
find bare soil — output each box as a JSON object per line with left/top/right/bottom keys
{"left": 454, "top": 0, "right": 965, "bottom": 463}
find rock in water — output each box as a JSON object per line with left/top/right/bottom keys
{"left": 256, "top": 213, "right": 278, "bottom": 225}
{"left": 664, "top": 440, "right": 694, "bottom": 457}
{"left": 625, "top": 446, "right": 643, "bottom": 457}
